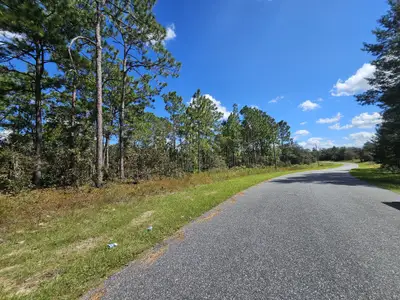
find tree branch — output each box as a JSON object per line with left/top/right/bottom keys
{"left": 68, "top": 36, "right": 96, "bottom": 76}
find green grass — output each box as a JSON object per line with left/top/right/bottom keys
{"left": 350, "top": 162, "right": 400, "bottom": 194}
{"left": 0, "top": 162, "right": 341, "bottom": 299}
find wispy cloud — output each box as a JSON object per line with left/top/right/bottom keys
{"left": 298, "top": 137, "right": 335, "bottom": 149}
{"left": 316, "top": 112, "right": 343, "bottom": 124}
{"left": 328, "top": 123, "right": 353, "bottom": 130}
{"left": 294, "top": 130, "right": 310, "bottom": 136}
{"left": 269, "top": 95, "right": 284, "bottom": 104}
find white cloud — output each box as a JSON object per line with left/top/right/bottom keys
{"left": 298, "top": 100, "right": 320, "bottom": 111}
{"left": 0, "top": 30, "right": 25, "bottom": 40}
{"left": 328, "top": 123, "right": 353, "bottom": 130}
{"left": 164, "top": 24, "right": 176, "bottom": 42}
{"left": 328, "top": 112, "right": 382, "bottom": 130}
{"left": 203, "top": 94, "right": 231, "bottom": 120}
{"left": 294, "top": 130, "right": 310, "bottom": 136}
{"left": 250, "top": 105, "right": 259, "bottom": 109}
{"left": 351, "top": 112, "right": 382, "bottom": 128}
{"left": 331, "top": 63, "right": 376, "bottom": 96}
{"left": 316, "top": 112, "right": 343, "bottom": 124}
{"left": 317, "top": 97, "right": 324, "bottom": 102}
{"left": 347, "top": 131, "right": 375, "bottom": 147}
{"left": 298, "top": 137, "right": 335, "bottom": 149}
{"left": 269, "top": 96, "right": 284, "bottom": 104}
{"left": 300, "top": 121, "right": 307, "bottom": 125}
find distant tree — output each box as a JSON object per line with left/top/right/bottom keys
{"left": 240, "top": 106, "right": 275, "bottom": 166}
{"left": 360, "top": 141, "right": 375, "bottom": 162}
{"left": 186, "top": 90, "right": 223, "bottom": 172}
{"left": 163, "top": 92, "right": 185, "bottom": 152}
{"left": 344, "top": 148, "right": 357, "bottom": 161}
{"left": 221, "top": 104, "right": 241, "bottom": 167}
{"left": 277, "top": 120, "right": 291, "bottom": 163}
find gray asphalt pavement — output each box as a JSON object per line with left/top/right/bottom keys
{"left": 92, "top": 164, "right": 400, "bottom": 300}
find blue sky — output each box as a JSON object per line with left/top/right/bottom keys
{"left": 152, "top": 0, "right": 389, "bottom": 148}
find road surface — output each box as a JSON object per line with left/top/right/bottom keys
{"left": 90, "top": 164, "right": 400, "bottom": 300}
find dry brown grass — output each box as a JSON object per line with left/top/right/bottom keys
{"left": 171, "top": 230, "right": 185, "bottom": 242}
{"left": 55, "top": 237, "right": 104, "bottom": 257}
{"left": 142, "top": 246, "right": 168, "bottom": 266}
{"left": 1, "top": 268, "right": 61, "bottom": 297}
{"left": 129, "top": 210, "right": 154, "bottom": 227}
{"left": 198, "top": 208, "right": 221, "bottom": 222}
{"left": 89, "top": 287, "right": 106, "bottom": 300}
{"left": 0, "top": 168, "right": 273, "bottom": 233}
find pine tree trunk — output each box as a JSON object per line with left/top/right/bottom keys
{"left": 95, "top": 0, "right": 104, "bottom": 187}
{"left": 273, "top": 142, "right": 277, "bottom": 170}
{"left": 197, "top": 131, "right": 201, "bottom": 172}
{"left": 104, "top": 133, "right": 109, "bottom": 169}
{"left": 70, "top": 85, "right": 77, "bottom": 185}
{"left": 119, "top": 45, "right": 127, "bottom": 180}
{"left": 33, "top": 43, "right": 43, "bottom": 186}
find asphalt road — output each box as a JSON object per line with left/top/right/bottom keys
{"left": 92, "top": 164, "right": 400, "bottom": 300}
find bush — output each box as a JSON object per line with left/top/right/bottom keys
{"left": 0, "top": 148, "right": 33, "bottom": 193}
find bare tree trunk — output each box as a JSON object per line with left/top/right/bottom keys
{"left": 273, "top": 142, "right": 277, "bottom": 170}
{"left": 253, "top": 144, "right": 256, "bottom": 166}
{"left": 119, "top": 45, "right": 127, "bottom": 180}
{"left": 95, "top": 0, "right": 104, "bottom": 187}
{"left": 104, "top": 133, "right": 109, "bottom": 169}
{"left": 197, "top": 131, "right": 201, "bottom": 172}
{"left": 33, "top": 43, "right": 43, "bottom": 186}
{"left": 70, "top": 85, "right": 77, "bottom": 185}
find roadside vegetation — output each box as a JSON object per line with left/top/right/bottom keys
{"left": 0, "top": 163, "right": 340, "bottom": 299}
{"left": 351, "top": 162, "right": 400, "bottom": 194}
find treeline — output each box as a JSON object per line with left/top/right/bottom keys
{"left": 318, "top": 144, "right": 374, "bottom": 162}
{"left": 0, "top": 0, "right": 319, "bottom": 192}
{"left": 356, "top": 0, "right": 400, "bottom": 170}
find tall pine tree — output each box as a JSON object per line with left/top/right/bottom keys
{"left": 356, "top": 0, "right": 400, "bottom": 168}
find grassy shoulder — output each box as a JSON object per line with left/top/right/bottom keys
{"left": 0, "top": 162, "right": 340, "bottom": 299}
{"left": 350, "top": 162, "right": 400, "bottom": 194}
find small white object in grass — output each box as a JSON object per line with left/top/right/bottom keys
{"left": 107, "top": 243, "right": 118, "bottom": 248}
{"left": 147, "top": 225, "right": 153, "bottom": 231}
